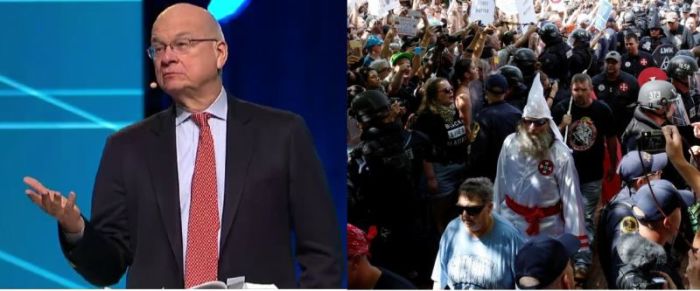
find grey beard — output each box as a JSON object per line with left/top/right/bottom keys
{"left": 516, "top": 124, "right": 553, "bottom": 160}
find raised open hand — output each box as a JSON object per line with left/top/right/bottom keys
{"left": 24, "top": 176, "right": 85, "bottom": 233}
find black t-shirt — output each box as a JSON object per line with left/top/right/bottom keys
{"left": 621, "top": 50, "right": 657, "bottom": 78}
{"left": 552, "top": 99, "right": 615, "bottom": 183}
{"left": 592, "top": 71, "right": 640, "bottom": 136}
{"left": 374, "top": 267, "right": 417, "bottom": 289}
{"left": 413, "top": 110, "right": 469, "bottom": 164}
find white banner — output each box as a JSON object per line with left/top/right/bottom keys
{"left": 469, "top": 0, "right": 496, "bottom": 25}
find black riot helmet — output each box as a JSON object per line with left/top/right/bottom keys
{"left": 349, "top": 90, "right": 391, "bottom": 124}
{"left": 571, "top": 29, "right": 592, "bottom": 46}
{"left": 538, "top": 23, "right": 562, "bottom": 45}
{"left": 512, "top": 48, "right": 537, "bottom": 69}
{"left": 648, "top": 9, "right": 662, "bottom": 30}
{"left": 665, "top": 55, "right": 699, "bottom": 83}
{"left": 498, "top": 65, "right": 525, "bottom": 88}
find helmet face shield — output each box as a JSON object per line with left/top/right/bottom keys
{"left": 668, "top": 92, "right": 691, "bottom": 126}
{"left": 690, "top": 71, "right": 700, "bottom": 93}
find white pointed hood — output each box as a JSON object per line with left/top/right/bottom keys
{"left": 522, "top": 73, "right": 564, "bottom": 142}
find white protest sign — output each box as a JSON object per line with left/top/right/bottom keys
{"left": 496, "top": 0, "right": 518, "bottom": 15}
{"left": 469, "top": 0, "right": 496, "bottom": 25}
{"left": 397, "top": 10, "right": 422, "bottom": 36}
{"left": 517, "top": 0, "right": 536, "bottom": 25}
{"left": 593, "top": 0, "right": 613, "bottom": 31}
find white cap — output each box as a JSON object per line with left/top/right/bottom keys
{"left": 522, "top": 73, "right": 564, "bottom": 142}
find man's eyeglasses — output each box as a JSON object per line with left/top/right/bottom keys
{"left": 457, "top": 204, "right": 486, "bottom": 216}
{"left": 147, "top": 38, "right": 219, "bottom": 59}
{"left": 522, "top": 118, "right": 549, "bottom": 127}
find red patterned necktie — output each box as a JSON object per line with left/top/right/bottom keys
{"left": 185, "top": 112, "right": 220, "bottom": 288}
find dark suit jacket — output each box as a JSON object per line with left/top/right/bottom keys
{"left": 58, "top": 96, "right": 342, "bottom": 288}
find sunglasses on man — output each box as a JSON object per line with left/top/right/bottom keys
{"left": 457, "top": 204, "right": 486, "bottom": 216}
{"left": 521, "top": 118, "right": 548, "bottom": 127}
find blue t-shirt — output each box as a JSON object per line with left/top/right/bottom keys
{"left": 431, "top": 213, "right": 524, "bottom": 289}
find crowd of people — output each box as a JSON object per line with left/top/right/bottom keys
{"left": 347, "top": 0, "right": 700, "bottom": 288}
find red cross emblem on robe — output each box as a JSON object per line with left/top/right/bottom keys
{"left": 538, "top": 160, "right": 554, "bottom": 176}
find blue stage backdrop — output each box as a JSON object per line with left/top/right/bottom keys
{"left": 0, "top": 0, "right": 345, "bottom": 288}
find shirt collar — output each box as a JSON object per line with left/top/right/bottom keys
{"left": 175, "top": 87, "right": 228, "bottom": 126}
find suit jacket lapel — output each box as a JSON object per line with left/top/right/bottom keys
{"left": 220, "top": 97, "right": 255, "bottom": 249}
{"left": 147, "top": 107, "right": 184, "bottom": 274}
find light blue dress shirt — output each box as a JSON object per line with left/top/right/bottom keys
{"left": 175, "top": 87, "right": 227, "bottom": 263}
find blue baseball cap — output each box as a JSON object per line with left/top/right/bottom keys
{"left": 617, "top": 151, "right": 667, "bottom": 183}
{"left": 515, "top": 233, "right": 580, "bottom": 289}
{"left": 633, "top": 180, "right": 687, "bottom": 223}
{"left": 485, "top": 73, "right": 509, "bottom": 94}
{"left": 364, "top": 35, "right": 384, "bottom": 49}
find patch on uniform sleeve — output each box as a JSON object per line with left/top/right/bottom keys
{"left": 566, "top": 49, "right": 573, "bottom": 59}
{"left": 619, "top": 216, "right": 639, "bottom": 234}
{"left": 538, "top": 160, "right": 554, "bottom": 176}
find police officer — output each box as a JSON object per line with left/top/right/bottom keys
{"left": 615, "top": 180, "right": 687, "bottom": 289}
{"left": 538, "top": 23, "right": 572, "bottom": 89}
{"left": 615, "top": 11, "right": 644, "bottom": 54}
{"left": 666, "top": 54, "right": 700, "bottom": 121}
{"left": 621, "top": 80, "right": 680, "bottom": 152}
{"left": 569, "top": 29, "right": 599, "bottom": 76}
{"left": 511, "top": 48, "right": 539, "bottom": 92}
{"left": 640, "top": 9, "right": 673, "bottom": 53}
{"left": 621, "top": 33, "right": 658, "bottom": 78}
{"left": 347, "top": 90, "right": 431, "bottom": 280}
{"left": 592, "top": 51, "right": 640, "bottom": 137}
{"left": 597, "top": 151, "right": 666, "bottom": 288}
{"left": 498, "top": 65, "right": 529, "bottom": 111}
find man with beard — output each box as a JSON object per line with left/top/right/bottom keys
{"left": 552, "top": 73, "right": 617, "bottom": 282}
{"left": 493, "top": 73, "right": 588, "bottom": 268}
{"left": 432, "top": 178, "right": 524, "bottom": 289}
